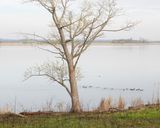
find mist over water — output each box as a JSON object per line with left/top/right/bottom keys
{"left": 0, "top": 43, "right": 160, "bottom": 111}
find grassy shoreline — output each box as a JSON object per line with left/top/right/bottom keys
{"left": 0, "top": 106, "right": 160, "bottom": 128}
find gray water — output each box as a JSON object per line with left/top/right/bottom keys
{"left": 0, "top": 43, "right": 160, "bottom": 111}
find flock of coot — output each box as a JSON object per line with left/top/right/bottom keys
{"left": 81, "top": 85, "right": 144, "bottom": 92}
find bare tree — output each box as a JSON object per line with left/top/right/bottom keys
{"left": 25, "top": 0, "right": 135, "bottom": 112}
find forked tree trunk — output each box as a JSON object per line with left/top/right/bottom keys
{"left": 68, "top": 60, "right": 81, "bottom": 112}
{"left": 57, "top": 26, "right": 81, "bottom": 112}
{"left": 59, "top": 29, "right": 81, "bottom": 112}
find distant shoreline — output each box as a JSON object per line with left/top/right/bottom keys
{"left": 0, "top": 41, "right": 160, "bottom": 46}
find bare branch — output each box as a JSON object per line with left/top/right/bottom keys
{"left": 59, "top": 0, "right": 69, "bottom": 23}
{"left": 37, "top": 47, "right": 61, "bottom": 55}
{"left": 102, "top": 22, "right": 136, "bottom": 32}
{"left": 20, "top": 33, "right": 56, "bottom": 46}
{"left": 24, "top": 61, "right": 71, "bottom": 96}
{"left": 24, "top": 61, "right": 82, "bottom": 96}
{"left": 20, "top": 32, "right": 66, "bottom": 60}
{"left": 26, "top": 73, "right": 71, "bottom": 97}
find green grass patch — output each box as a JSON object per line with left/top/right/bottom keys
{"left": 0, "top": 107, "right": 160, "bottom": 128}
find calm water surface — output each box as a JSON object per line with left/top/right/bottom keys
{"left": 0, "top": 43, "right": 160, "bottom": 111}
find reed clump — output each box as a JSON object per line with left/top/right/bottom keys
{"left": 97, "top": 97, "right": 113, "bottom": 112}
{"left": 0, "top": 104, "right": 12, "bottom": 114}
{"left": 117, "top": 96, "right": 125, "bottom": 110}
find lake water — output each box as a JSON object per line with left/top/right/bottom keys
{"left": 0, "top": 43, "right": 160, "bottom": 112}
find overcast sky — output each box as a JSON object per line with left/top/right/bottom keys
{"left": 0, "top": 0, "right": 160, "bottom": 40}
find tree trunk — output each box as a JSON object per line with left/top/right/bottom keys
{"left": 58, "top": 27, "right": 81, "bottom": 112}
{"left": 68, "top": 60, "right": 81, "bottom": 113}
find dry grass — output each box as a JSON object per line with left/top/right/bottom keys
{"left": 1, "top": 93, "right": 160, "bottom": 113}
{"left": 130, "top": 97, "right": 144, "bottom": 109}
{"left": 117, "top": 96, "right": 125, "bottom": 110}
{"left": 0, "top": 104, "right": 12, "bottom": 114}
{"left": 97, "top": 97, "right": 113, "bottom": 112}
{"left": 96, "top": 96, "right": 126, "bottom": 112}
{"left": 152, "top": 87, "right": 160, "bottom": 105}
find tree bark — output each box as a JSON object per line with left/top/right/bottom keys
{"left": 68, "top": 59, "right": 81, "bottom": 112}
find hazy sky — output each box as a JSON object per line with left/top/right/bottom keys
{"left": 0, "top": 0, "right": 160, "bottom": 40}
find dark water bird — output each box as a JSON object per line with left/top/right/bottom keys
{"left": 136, "top": 88, "right": 141, "bottom": 91}
{"left": 135, "top": 88, "right": 144, "bottom": 91}
{"left": 82, "top": 86, "right": 87, "bottom": 88}
{"left": 140, "top": 89, "right": 144, "bottom": 91}
{"left": 110, "top": 88, "right": 114, "bottom": 90}
{"left": 130, "top": 88, "right": 135, "bottom": 91}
